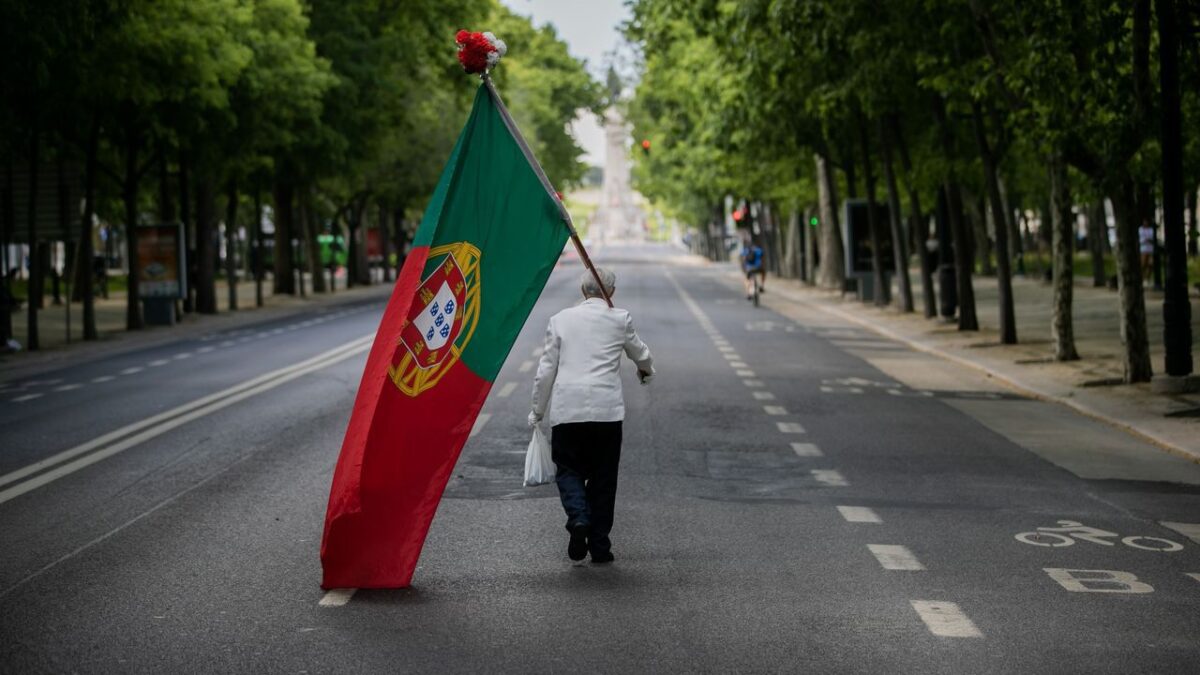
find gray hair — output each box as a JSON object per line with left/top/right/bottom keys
{"left": 581, "top": 268, "right": 616, "bottom": 298}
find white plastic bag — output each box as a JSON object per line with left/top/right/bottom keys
{"left": 523, "top": 426, "right": 555, "bottom": 487}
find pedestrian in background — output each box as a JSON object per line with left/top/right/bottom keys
{"left": 1138, "top": 219, "right": 1155, "bottom": 282}
{"left": 529, "top": 268, "right": 654, "bottom": 564}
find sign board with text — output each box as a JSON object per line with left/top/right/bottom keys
{"left": 137, "top": 223, "right": 186, "bottom": 299}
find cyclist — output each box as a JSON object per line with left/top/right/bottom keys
{"left": 740, "top": 238, "right": 766, "bottom": 300}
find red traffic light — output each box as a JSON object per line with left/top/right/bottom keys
{"left": 640, "top": 139, "right": 651, "bottom": 152}
{"left": 732, "top": 208, "right": 744, "bottom": 222}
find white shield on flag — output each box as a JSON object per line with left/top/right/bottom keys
{"left": 412, "top": 281, "right": 459, "bottom": 352}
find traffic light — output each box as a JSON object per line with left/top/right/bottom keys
{"left": 732, "top": 208, "right": 745, "bottom": 223}
{"left": 640, "top": 139, "right": 651, "bottom": 155}
{"left": 809, "top": 216, "right": 819, "bottom": 227}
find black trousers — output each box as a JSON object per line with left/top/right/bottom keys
{"left": 550, "top": 421, "right": 623, "bottom": 555}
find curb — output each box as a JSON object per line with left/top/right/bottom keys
{"left": 1, "top": 284, "right": 392, "bottom": 383}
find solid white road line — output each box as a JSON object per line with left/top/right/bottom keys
{"left": 518, "top": 360, "right": 534, "bottom": 373}
{"left": 318, "top": 588, "right": 357, "bottom": 607}
{"left": 812, "top": 469, "right": 847, "bottom": 486}
{"left": 868, "top": 544, "right": 924, "bottom": 570}
{"left": 752, "top": 391, "right": 775, "bottom": 400}
{"left": 91, "top": 376, "right": 115, "bottom": 383}
{"left": 470, "top": 413, "right": 491, "bottom": 438}
{"left": 496, "top": 382, "right": 519, "bottom": 398}
{"left": 0, "top": 336, "right": 374, "bottom": 502}
{"left": 1160, "top": 522, "right": 1200, "bottom": 545}
{"left": 763, "top": 405, "right": 787, "bottom": 416}
{"left": 12, "top": 394, "right": 43, "bottom": 403}
{"left": 910, "top": 601, "right": 982, "bottom": 638}
{"left": 791, "top": 442, "right": 822, "bottom": 457}
{"left": 837, "top": 506, "right": 881, "bottom": 523}
{"left": 776, "top": 422, "right": 805, "bottom": 433}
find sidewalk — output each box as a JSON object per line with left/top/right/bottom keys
{"left": 723, "top": 264, "right": 1200, "bottom": 464}
{"left": 2, "top": 275, "right": 391, "bottom": 382}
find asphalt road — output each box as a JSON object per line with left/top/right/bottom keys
{"left": 1, "top": 243, "right": 1198, "bottom": 674}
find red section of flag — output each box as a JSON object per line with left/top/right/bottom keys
{"left": 320, "top": 244, "right": 489, "bottom": 589}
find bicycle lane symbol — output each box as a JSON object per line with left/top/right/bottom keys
{"left": 1015, "top": 520, "right": 1184, "bottom": 552}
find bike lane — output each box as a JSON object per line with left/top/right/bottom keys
{"left": 705, "top": 265, "right": 1200, "bottom": 672}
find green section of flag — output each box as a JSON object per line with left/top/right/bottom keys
{"left": 413, "top": 84, "right": 570, "bottom": 382}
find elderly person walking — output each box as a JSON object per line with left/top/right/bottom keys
{"left": 529, "top": 268, "right": 654, "bottom": 563}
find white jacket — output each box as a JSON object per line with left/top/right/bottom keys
{"left": 531, "top": 298, "right": 654, "bottom": 427}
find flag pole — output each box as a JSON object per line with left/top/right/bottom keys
{"left": 482, "top": 73, "right": 614, "bottom": 308}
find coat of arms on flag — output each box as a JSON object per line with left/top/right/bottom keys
{"left": 388, "top": 241, "right": 481, "bottom": 397}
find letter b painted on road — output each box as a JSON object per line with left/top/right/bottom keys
{"left": 1043, "top": 568, "right": 1154, "bottom": 594}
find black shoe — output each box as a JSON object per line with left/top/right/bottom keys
{"left": 567, "top": 523, "right": 589, "bottom": 561}
{"left": 590, "top": 550, "right": 615, "bottom": 564}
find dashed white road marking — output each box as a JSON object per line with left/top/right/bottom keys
{"left": 91, "top": 376, "right": 115, "bottom": 383}
{"left": 910, "top": 601, "right": 982, "bottom": 638}
{"left": 197, "top": 346, "right": 214, "bottom": 354}
{"left": 812, "top": 469, "right": 847, "bottom": 486}
{"left": 120, "top": 367, "right": 143, "bottom": 375}
{"left": 496, "top": 382, "right": 518, "bottom": 398}
{"left": 763, "top": 405, "right": 787, "bottom": 416}
{"left": 730, "top": 361, "right": 748, "bottom": 368}
{"left": 173, "top": 353, "right": 191, "bottom": 360}
{"left": 1160, "top": 522, "right": 1200, "bottom": 545}
{"left": 752, "top": 391, "right": 775, "bottom": 400}
{"left": 518, "top": 360, "right": 534, "bottom": 373}
{"left": 54, "top": 384, "right": 82, "bottom": 392}
{"left": 219, "top": 341, "right": 235, "bottom": 348}
{"left": 470, "top": 413, "right": 491, "bottom": 438}
{"left": 722, "top": 353, "right": 739, "bottom": 360}
{"left": 736, "top": 370, "right": 756, "bottom": 377}
{"left": 776, "top": 422, "right": 805, "bottom": 433}
{"left": 148, "top": 359, "right": 169, "bottom": 367}
{"left": 837, "top": 506, "right": 881, "bottom": 523}
{"left": 868, "top": 544, "right": 924, "bottom": 570}
{"left": 318, "top": 589, "right": 357, "bottom": 607}
{"left": 256, "top": 333, "right": 270, "bottom": 339}
{"left": 791, "top": 442, "right": 822, "bottom": 457}
{"left": 12, "top": 394, "right": 43, "bottom": 403}
{"left": 743, "top": 379, "right": 765, "bottom": 387}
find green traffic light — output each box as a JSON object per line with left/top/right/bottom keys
{"left": 809, "top": 217, "right": 819, "bottom": 227}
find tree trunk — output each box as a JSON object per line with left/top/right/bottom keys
{"left": 77, "top": 117, "right": 98, "bottom": 339}
{"left": 253, "top": 187, "right": 264, "bottom": 307}
{"left": 971, "top": 101, "right": 1017, "bottom": 344}
{"left": 1049, "top": 154, "right": 1079, "bottom": 360}
{"left": 179, "top": 150, "right": 194, "bottom": 313}
{"left": 1111, "top": 182, "right": 1154, "bottom": 382}
{"left": 272, "top": 180, "right": 294, "bottom": 295}
{"left": 1156, "top": 0, "right": 1193, "bottom": 376}
{"left": 1001, "top": 176, "right": 1025, "bottom": 276}
{"left": 890, "top": 115, "right": 935, "bottom": 318}
{"left": 123, "top": 124, "right": 143, "bottom": 331}
{"left": 194, "top": 178, "right": 217, "bottom": 314}
{"left": 855, "top": 109, "right": 888, "bottom": 307}
{"left": 1088, "top": 201, "right": 1107, "bottom": 287}
{"left": 1186, "top": 186, "right": 1197, "bottom": 257}
{"left": 224, "top": 179, "right": 239, "bottom": 311}
{"left": 158, "top": 143, "right": 175, "bottom": 223}
{"left": 26, "top": 129, "right": 40, "bottom": 348}
{"left": 879, "top": 117, "right": 914, "bottom": 312}
{"left": 971, "top": 192, "right": 993, "bottom": 275}
{"left": 815, "top": 153, "right": 845, "bottom": 289}
{"left": 784, "top": 210, "right": 800, "bottom": 280}
{"left": 305, "top": 193, "right": 326, "bottom": 294}
{"left": 932, "top": 95, "right": 978, "bottom": 330}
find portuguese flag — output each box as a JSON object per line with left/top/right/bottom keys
{"left": 320, "top": 81, "right": 571, "bottom": 589}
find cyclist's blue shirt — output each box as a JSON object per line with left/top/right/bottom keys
{"left": 742, "top": 246, "right": 763, "bottom": 270}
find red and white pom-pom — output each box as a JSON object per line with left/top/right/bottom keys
{"left": 455, "top": 30, "right": 507, "bottom": 74}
